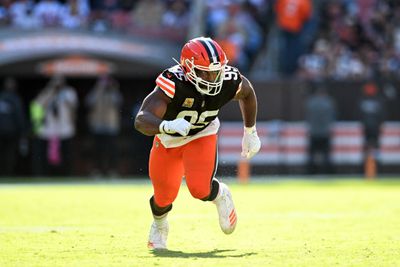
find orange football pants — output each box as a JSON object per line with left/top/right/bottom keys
{"left": 149, "top": 134, "right": 218, "bottom": 208}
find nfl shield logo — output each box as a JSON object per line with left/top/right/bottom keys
{"left": 182, "top": 98, "right": 194, "bottom": 108}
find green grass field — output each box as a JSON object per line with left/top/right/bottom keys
{"left": 1, "top": 178, "right": 400, "bottom": 267}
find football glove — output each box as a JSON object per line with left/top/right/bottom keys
{"left": 159, "top": 118, "right": 192, "bottom": 136}
{"left": 241, "top": 125, "right": 261, "bottom": 159}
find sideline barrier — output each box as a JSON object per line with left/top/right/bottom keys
{"left": 219, "top": 121, "right": 400, "bottom": 166}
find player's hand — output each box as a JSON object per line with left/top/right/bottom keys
{"left": 159, "top": 118, "right": 192, "bottom": 136}
{"left": 241, "top": 125, "right": 261, "bottom": 159}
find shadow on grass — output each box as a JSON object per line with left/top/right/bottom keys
{"left": 151, "top": 249, "right": 257, "bottom": 258}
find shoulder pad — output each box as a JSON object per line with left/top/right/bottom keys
{"left": 167, "top": 65, "right": 187, "bottom": 81}
{"left": 156, "top": 70, "right": 176, "bottom": 98}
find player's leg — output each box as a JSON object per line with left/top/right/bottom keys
{"left": 183, "top": 134, "right": 237, "bottom": 234}
{"left": 183, "top": 135, "right": 218, "bottom": 200}
{"left": 147, "top": 137, "right": 184, "bottom": 249}
{"left": 149, "top": 138, "right": 184, "bottom": 211}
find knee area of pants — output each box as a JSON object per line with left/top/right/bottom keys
{"left": 188, "top": 187, "right": 209, "bottom": 200}
{"left": 154, "top": 195, "right": 175, "bottom": 208}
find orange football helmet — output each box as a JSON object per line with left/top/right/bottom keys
{"left": 180, "top": 37, "right": 228, "bottom": 96}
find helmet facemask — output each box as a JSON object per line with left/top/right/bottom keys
{"left": 184, "top": 58, "right": 226, "bottom": 96}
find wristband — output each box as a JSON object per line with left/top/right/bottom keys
{"left": 244, "top": 125, "right": 257, "bottom": 134}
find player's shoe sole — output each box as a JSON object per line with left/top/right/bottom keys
{"left": 213, "top": 182, "right": 237, "bottom": 234}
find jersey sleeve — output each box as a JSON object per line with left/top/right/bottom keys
{"left": 155, "top": 70, "right": 176, "bottom": 98}
{"left": 234, "top": 74, "right": 243, "bottom": 94}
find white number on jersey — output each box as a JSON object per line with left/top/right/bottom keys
{"left": 176, "top": 110, "right": 219, "bottom": 129}
{"left": 224, "top": 66, "right": 239, "bottom": 81}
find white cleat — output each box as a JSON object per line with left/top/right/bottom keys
{"left": 147, "top": 216, "right": 169, "bottom": 250}
{"left": 213, "top": 182, "right": 237, "bottom": 234}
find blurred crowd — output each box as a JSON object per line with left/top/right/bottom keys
{"left": 205, "top": 0, "right": 268, "bottom": 72}
{"left": 1, "top": 0, "right": 399, "bottom": 78}
{"left": 296, "top": 0, "right": 400, "bottom": 81}
{"left": 0, "top": 0, "right": 269, "bottom": 72}
{"left": 0, "top": 0, "right": 192, "bottom": 39}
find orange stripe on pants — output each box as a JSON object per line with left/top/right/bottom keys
{"left": 149, "top": 134, "right": 217, "bottom": 207}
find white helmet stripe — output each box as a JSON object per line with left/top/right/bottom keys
{"left": 199, "top": 39, "right": 217, "bottom": 63}
{"left": 206, "top": 39, "right": 221, "bottom": 63}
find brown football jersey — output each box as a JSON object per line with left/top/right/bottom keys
{"left": 155, "top": 64, "right": 242, "bottom": 136}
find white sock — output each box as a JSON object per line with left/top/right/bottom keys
{"left": 213, "top": 185, "right": 224, "bottom": 203}
{"left": 153, "top": 213, "right": 168, "bottom": 226}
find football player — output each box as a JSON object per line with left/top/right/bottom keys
{"left": 135, "top": 36, "right": 261, "bottom": 250}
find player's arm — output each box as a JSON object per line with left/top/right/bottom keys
{"left": 233, "top": 75, "right": 257, "bottom": 127}
{"left": 134, "top": 88, "right": 169, "bottom": 136}
{"left": 233, "top": 75, "right": 261, "bottom": 159}
{"left": 134, "top": 87, "right": 192, "bottom": 137}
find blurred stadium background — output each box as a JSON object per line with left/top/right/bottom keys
{"left": 0, "top": 0, "right": 399, "bottom": 179}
